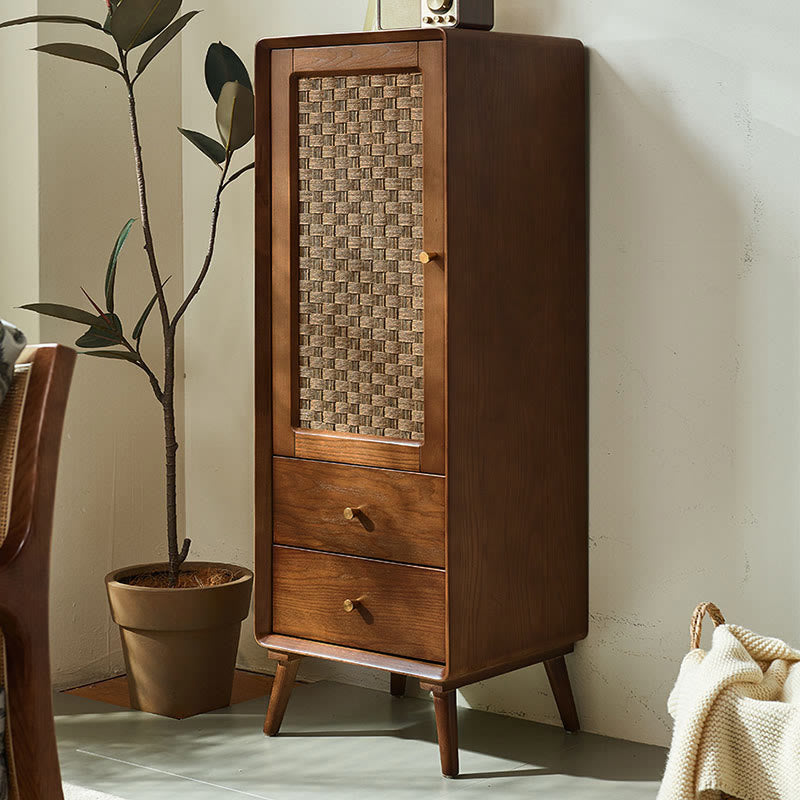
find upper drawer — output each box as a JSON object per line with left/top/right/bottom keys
{"left": 273, "top": 457, "right": 445, "bottom": 568}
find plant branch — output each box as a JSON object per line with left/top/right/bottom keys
{"left": 119, "top": 46, "right": 170, "bottom": 334}
{"left": 222, "top": 161, "right": 254, "bottom": 192}
{"left": 119, "top": 335, "right": 164, "bottom": 403}
{"left": 119, "top": 43, "right": 184, "bottom": 585}
{"left": 179, "top": 538, "right": 191, "bottom": 563}
{"left": 170, "top": 155, "right": 232, "bottom": 330}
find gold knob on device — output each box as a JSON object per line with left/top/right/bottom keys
{"left": 418, "top": 251, "right": 440, "bottom": 264}
{"left": 343, "top": 595, "right": 367, "bottom": 613}
{"left": 343, "top": 507, "right": 361, "bottom": 520}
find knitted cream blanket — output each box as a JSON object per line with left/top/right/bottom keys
{"left": 659, "top": 623, "right": 800, "bottom": 800}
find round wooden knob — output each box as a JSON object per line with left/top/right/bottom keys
{"left": 418, "top": 251, "right": 440, "bottom": 264}
{"left": 343, "top": 507, "right": 360, "bottom": 520}
{"left": 343, "top": 595, "right": 366, "bottom": 613}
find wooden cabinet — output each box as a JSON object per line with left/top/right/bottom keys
{"left": 255, "top": 29, "right": 587, "bottom": 777}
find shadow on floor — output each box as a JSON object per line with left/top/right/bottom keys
{"left": 56, "top": 680, "right": 665, "bottom": 798}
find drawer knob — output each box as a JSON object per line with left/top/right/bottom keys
{"left": 343, "top": 595, "right": 367, "bottom": 613}
{"left": 418, "top": 251, "right": 440, "bottom": 264}
{"left": 343, "top": 507, "right": 361, "bottom": 521}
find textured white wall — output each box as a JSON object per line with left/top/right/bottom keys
{"left": 0, "top": 0, "right": 184, "bottom": 688}
{"left": 180, "top": 0, "right": 371, "bottom": 685}
{"left": 0, "top": 0, "right": 39, "bottom": 334}
{"left": 183, "top": 0, "right": 800, "bottom": 747}
{"left": 489, "top": 0, "right": 800, "bottom": 747}
{"left": 3, "top": 0, "right": 794, "bottom": 746}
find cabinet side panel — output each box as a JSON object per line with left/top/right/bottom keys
{"left": 444, "top": 32, "right": 588, "bottom": 678}
{"left": 255, "top": 46, "right": 293, "bottom": 639}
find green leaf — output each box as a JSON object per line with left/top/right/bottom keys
{"left": 137, "top": 10, "right": 199, "bottom": 75}
{"left": 75, "top": 314, "right": 124, "bottom": 349}
{"left": 110, "top": 0, "right": 182, "bottom": 51}
{"left": 19, "top": 303, "right": 105, "bottom": 328}
{"left": 81, "top": 350, "right": 140, "bottom": 362}
{"left": 103, "top": 0, "right": 120, "bottom": 32}
{"left": 178, "top": 128, "right": 227, "bottom": 165}
{"left": 132, "top": 276, "right": 171, "bottom": 341}
{"left": 216, "top": 81, "right": 254, "bottom": 153}
{"left": 0, "top": 15, "right": 106, "bottom": 32}
{"left": 205, "top": 42, "right": 251, "bottom": 102}
{"left": 33, "top": 43, "right": 119, "bottom": 72}
{"left": 105, "top": 218, "right": 136, "bottom": 313}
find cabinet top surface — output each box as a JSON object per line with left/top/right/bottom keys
{"left": 255, "top": 29, "right": 583, "bottom": 52}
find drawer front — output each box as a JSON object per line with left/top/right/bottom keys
{"left": 273, "top": 457, "right": 445, "bottom": 568}
{"left": 272, "top": 546, "right": 446, "bottom": 663}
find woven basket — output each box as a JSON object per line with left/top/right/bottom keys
{"left": 689, "top": 602, "right": 734, "bottom": 800}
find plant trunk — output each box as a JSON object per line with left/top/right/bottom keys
{"left": 121, "top": 54, "right": 189, "bottom": 587}
{"left": 163, "top": 330, "right": 184, "bottom": 586}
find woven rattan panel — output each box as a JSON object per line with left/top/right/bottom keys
{"left": 297, "top": 73, "right": 425, "bottom": 441}
{"left": 0, "top": 365, "right": 30, "bottom": 547}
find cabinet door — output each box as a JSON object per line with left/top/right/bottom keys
{"left": 267, "top": 41, "right": 445, "bottom": 474}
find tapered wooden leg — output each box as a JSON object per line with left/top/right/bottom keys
{"left": 544, "top": 655, "right": 580, "bottom": 733}
{"left": 263, "top": 652, "right": 301, "bottom": 736}
{"left": 390, "top": 673, "right": 407, "bottom": 697}
{"left": 422, "top": 683, "right": 459, "bottom": 777}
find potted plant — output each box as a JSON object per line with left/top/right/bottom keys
{"left": 1, "top": 1, "right": 256, "bottom": 719}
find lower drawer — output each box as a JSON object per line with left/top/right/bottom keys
{"left": 272, "top": 546, "right": 445, "bottom": 663}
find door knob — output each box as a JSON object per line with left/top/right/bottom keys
{"left": 343, "top": 595, "right": 367, "bottom": 612}
{"left": 343, "top": 507, "right": 362, "bottom": 520}
{"left": 427, "top": 0, "right": 453, "bottom": 12}
{"left": 418, "top": 251, "right": 440, "bottom": 264}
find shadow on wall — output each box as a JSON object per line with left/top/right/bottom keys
{"left": 463, "top": 41, "right": 749, "bottom": 748}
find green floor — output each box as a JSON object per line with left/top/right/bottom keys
{"left": 56, "top": 680, "right": 666, "bottom": 799}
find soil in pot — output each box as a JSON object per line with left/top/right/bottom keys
{"left": 122, "top": 566, "right": 236, "bottom": 588}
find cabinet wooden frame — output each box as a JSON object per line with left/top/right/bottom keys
{"left": 266, "top": 39, "right": 446, "bottom": 475}
{"left": 255, "top": 28, "right": 588, "bottom": 776}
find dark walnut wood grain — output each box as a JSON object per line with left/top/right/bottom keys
{"left": 421, "top": 683, "right": 459, "bottom": 777}
{"left": 544, "top": 656, "right": 580, "bottom": 733}
{"left": 254, "top": 28, "right": 587, "bottom": 776}
{"left": 293, "top": 41, "right": 418, "bottom": 73}
{"left": 418, "top": 39, "right": 446, "bottom": 475}
{"left": 443, "top": 30, "right": 588, "bottom": 679}
{"left": 272, "top": 546, "right": 446, "bottom": 663}
{"left": 272, "top": 457, "right": 445, "bottom": 567}
{"left": 263, "top": 651, "right": 301, "bottom": 736}
{"left": 257, "top": 635, "right": 447, "bottom": 682}
{"left": 294, "top": 430, "right": 421, "bottom": 472}
{"left": 390, "top": 673, "right": 407, "bottom": 697}
{"left": 254, "top": 44, "right": 282, "bottom": 638}
{"left": 0, "top": 345, "right": 76, "bottom": 800}
{"left": 268, "top": 46, "right": 296, "bottom": 459}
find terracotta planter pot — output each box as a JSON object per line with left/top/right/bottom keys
{"left": 105, "top": 561, "right": 254, "bottom": 719}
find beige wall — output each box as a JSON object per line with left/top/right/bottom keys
{"left": 183, "top": 0, "right": 800, "bottom": 748}
{"left": 1, "top": 0, "right": 184, "bottom": 688}
{"left": 180, "top": 0, "right": 372, "bottom": 681}
{"left": 4, "top": 0, "right": 798, "bottom": 748}
{"left": 0, "top": 0, "right": 39, "bottom": 336}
